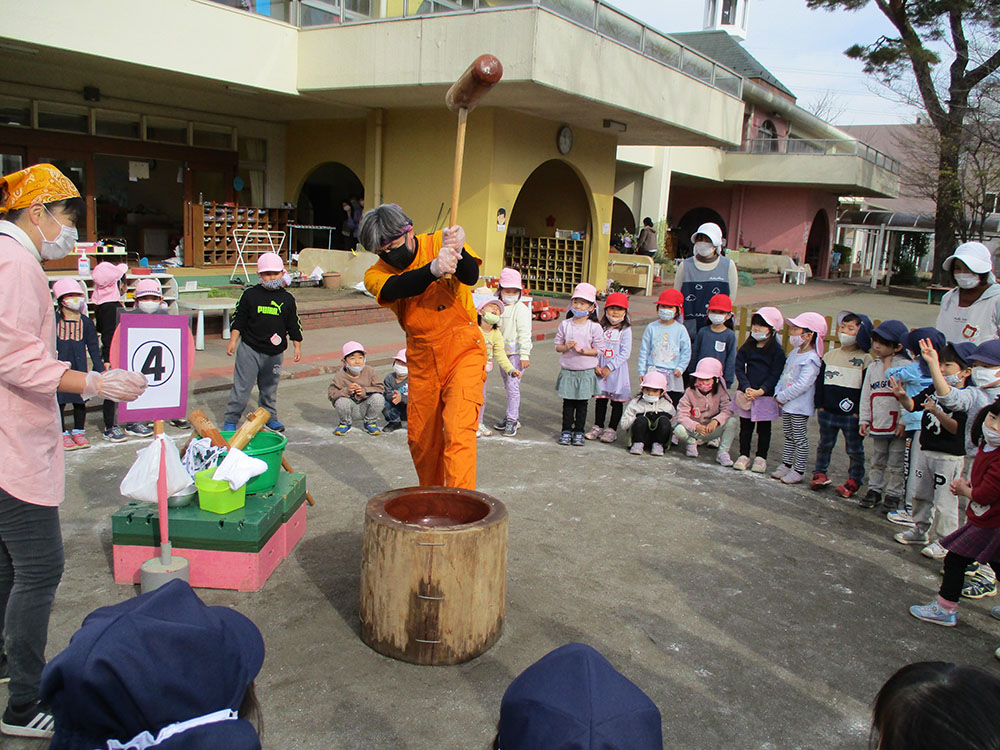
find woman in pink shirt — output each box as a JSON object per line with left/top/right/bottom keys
{"left": 0, "top": 164, "right": 145, "bottom": 739}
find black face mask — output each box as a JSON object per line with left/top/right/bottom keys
{"left": 380, "top": 237, "right": 415, "bottom": 269}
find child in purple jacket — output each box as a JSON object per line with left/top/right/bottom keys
{"left": 585, "top": 292, "right": 632, "bottom": 444}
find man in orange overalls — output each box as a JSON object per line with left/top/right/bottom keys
{"left": 362, "top": 204, "right": 486, "bottom": 489}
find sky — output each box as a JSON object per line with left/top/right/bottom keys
{"left": 607, "top": 0, "right": 923, "bottom": 125}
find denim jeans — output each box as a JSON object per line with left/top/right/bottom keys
{"left": 0, "top": 486, "right": 64, "bottom": 706}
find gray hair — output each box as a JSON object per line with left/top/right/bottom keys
{"left": 358, "top": 204, "right": 412, "bottom": 253}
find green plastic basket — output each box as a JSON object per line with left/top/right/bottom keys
{"left": 220, "top": 430, "right": 287, "bottom": 494}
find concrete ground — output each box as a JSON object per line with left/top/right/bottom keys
{"left": 8, "top": 289, "right": 992, "bottom": 750}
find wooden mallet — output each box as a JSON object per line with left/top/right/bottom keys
{"left": 442, "top": 54, "right": 503, "bottom": 278}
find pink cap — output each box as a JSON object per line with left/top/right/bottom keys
{"left": 690, "top": 357, "right": 723, "bottom": 380}
{"left": 134, "top": 278, "right": 162, "bottom": 298}
{"left": 257, "top": 252, "right": 284, "bottom": 274}
{"left": 498, "top": 267, "right": 522, "bottom": 290}
{"left": 640, "top": 371, "right": 668, "bottom": 391}
{"left": 754, "top": 306, "right": 784, "bottom": 332}
{"left": 91, "top": 262, "right": 128, "bottom": 305}
{"left": 52, "top": 278, "right": 86, "bottom": 301}
{"left": 474, "top": 294, "right": 505, "bottom": 314}
{"left": 394, "top": 349, "right": 407, "bottom": 364}
{"left": 788, "top": 312, "right": 829, "bottom": 356}
{"left": 571, "top": 282, "right": 597, "bottom": 304}
{"left": 342, "top": 340, "right": 365, "bottom": 358}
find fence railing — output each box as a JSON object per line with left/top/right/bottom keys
{"left": 729, "top": 137, "right": 901, "bottom": 174}
{"left": 206, "top": 0, "right": 743, "bottom": 99}
{"left": 730, "top": 305, "right": 876, "bottom": 354}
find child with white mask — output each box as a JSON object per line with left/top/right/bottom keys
{"left": 52, "top": 278, "right": 103, "bottom": 451}
{"left": 382, "top": 349, "right": 409, "bottom": 434}
{"left": 492, "top": 268, "right": 532, "bottom": 437}
{"left": 329, "top": 341, "right": 384, "bottom": 436}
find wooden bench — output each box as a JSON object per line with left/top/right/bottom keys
{"left": 608, "top": 255, "right": 654, "bottom": 295}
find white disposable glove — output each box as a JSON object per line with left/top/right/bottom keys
{"left": 82, "top": 369, "right": 148, "bottom": 402}
{"left": 441, "top": 225, "right": 466, "bottom": 253}
{"left": 429, "top": 245, "right": 460, "bottom": 278}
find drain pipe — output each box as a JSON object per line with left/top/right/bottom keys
{"left": 374, "top": 108, "right": 384, "bottom": 204}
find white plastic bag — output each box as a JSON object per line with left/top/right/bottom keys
{"left": 310, "top": 265, "right": 325, "bottom": 281}
{"left": 120, "top": 435, "right": 193, "bottom": 503}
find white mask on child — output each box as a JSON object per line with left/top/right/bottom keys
{"left": 501, "top": 294, "right": 519, "bottom": 306}
{"left": 984, "top": 424, "right": 1000, "bottom": 447}
{"left": 137, "top": 300, "right": 161, "bottom": 314}
{"left": 751, "top": 330, "right": 769, "bottom": 342}
{"left": 641, "top": 393, "right": 659, "bottom": 404}
{"left": 955, "top": 272, "right": 981, "bottom": 290}
{"left": 346, "top": 364, "right": 364, "bottom": 375}
{"left": 838, "top": 334, "right": 856, "bottom": 348}
{"left": 658, "top": 308, "right": 676, "bottom": 322}
{"left": 945, "top": 373, "right": 964, "bottom": 386}
{"left": 62, "top": 297, "right": 84, "bottom": 311}
{"left": 972, "top": 367, "right": 1000, "bottom": 388}
{"left": 393, "top": 364, "right": 408, "bottom": 377}
{"left": 788, "top": 334, "right": 804, "bottom": 348}
{"left": 694, "top": 241, "right": 716, "bottom": 258}
{"left": 708, "top": 313, "right": 727, "bottom": 326}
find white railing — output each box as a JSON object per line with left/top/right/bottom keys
{"left": 729, "top": 137, "right": 901, "bottom": 174}
{"left": 206, "top": 0, "right": 743, "bottom": 99}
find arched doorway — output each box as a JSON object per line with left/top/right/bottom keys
{"left": 676, "top": 207, "right": 727, "bottom": 259}
{"left": 611, "top": 197, "right": 636, "bottom": 251}
{"left": 295, "top": 162, "right": 364, "bottom": 251}
{"left": 804, "top": 209, "right": 830, "bottom": 276}
{"left": 506, "top": 160, "right": 593, "bottom": 295}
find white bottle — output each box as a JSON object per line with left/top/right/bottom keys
{"left": 77, "top": 255, "right": 91, "bottom": 277}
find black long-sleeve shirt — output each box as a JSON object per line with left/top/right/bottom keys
{"left": 231, "top": 285, "right": 303, "bottom": 355}
{"left": 378, "top": 250, "right": 478, "bottom": 303}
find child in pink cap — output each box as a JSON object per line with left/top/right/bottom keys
{"left": 673, "top": 357, "right": 738, "bottom": 465}
{"left": 771, "top": 311, "right": 828, "bottom": 484}
{"left": 620, "top": 371, "right": 676, "bottom": 456}
{"left": 554, "top": 283, "right": 604, "bottom": 446}
{"left": 223, "top": 252, "right": 302, "bottom": 433}
{"left": 491, "top": 267, "right": 533, "bottom": 437}
{"left": 382, "top": 348, "right": 409, "bottom": 433}
{"left": 52, "top": 279, "right": 103, "bottom": 451}
{"left": 475, "top": 295, "right": 521, "bottom": 438}
{"left": 328, "top": 341, "right": 384, "bottom": 435}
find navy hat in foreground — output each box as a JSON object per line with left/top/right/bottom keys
{"left": 498, "top": 642, "right": 662, "bottom": 750}
{"left": 972, "top": 339, "right": 1000, "bottom": 367}
{"left": 40, "top": 579, "right": 264, "bottom": 750}
{"left": 950, "top": 341, "right": 978, "bottom": 367}
{"left": 871, "top": 320, "right": 909, "bottom": 345}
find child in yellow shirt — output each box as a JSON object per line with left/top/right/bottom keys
{"left": 476, "top": 295, "right": 521, "bottom": 437}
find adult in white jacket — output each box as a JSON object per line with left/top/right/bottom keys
{"left": 936, "top": 242, "right": 1000, "bottom": 345}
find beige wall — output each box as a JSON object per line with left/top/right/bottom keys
{"left": 284, "top": 119, "right": 369, "bottom": 203}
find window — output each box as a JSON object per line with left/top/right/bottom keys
{"left": 145, "top": 117, "right": 187, "bottom": 145}
{"left": 985, "top": 193, "right": 999, "bottom": 215}
{"left": 37, "top": 103, "right": 88, "bottom": 134}
{"left": 193, "top": 123, "right": 235, "bottom": 150}
{"left": 755, "top": 120, "right": 779, "bottom": 153}
{"left": 0, "top": 96, "right": 30, "bottom": 128}
{"left": 95, "top": 110, "right": 141, "bottom": 139}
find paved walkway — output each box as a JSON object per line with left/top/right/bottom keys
{"left": 190, "top": 278, "right": 859, "bottom": 394}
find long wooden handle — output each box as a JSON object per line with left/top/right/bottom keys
{"left": 229, "top": 407, "right": 270, "bottom": 451}
{"left": 189, "top": 409, "right": 229, "bottom": 448}
{"left": 441, "top": 107, "right": 469, "bottom": 283}
{"left": 281, "top": 456, "right": 315, "bottom": 506}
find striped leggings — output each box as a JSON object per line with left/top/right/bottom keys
{"left": 780, "top": 413, "right": 810, "bottom": 474}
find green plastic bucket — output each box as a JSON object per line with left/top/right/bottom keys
{"left": 195, "top": 467, "right": 246, "bottom": 515}
{"left": 220, "top": 430, "right": 287, "bottom": 495}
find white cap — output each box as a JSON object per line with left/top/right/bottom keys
{"left": 943, "top": 241, "right": 994, "bottom": 275}
{"left": 691, "top": 222, "right": 723, "bottom": 247}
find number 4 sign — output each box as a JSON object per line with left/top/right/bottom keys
{"left": 117, "top": 313, "right": 194, "bottom": 421}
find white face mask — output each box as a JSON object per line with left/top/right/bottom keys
{"left": 972, "top": 366, "right": 1000, "bottom": 388}
{"left": 346, "top": 364, "right": 364, "bottom": 375}
{"left": 606, "top": 313, "right": 626, "bottom": 325}
{"left": 751, "top": 330, "right": 770, "bottom": 342}
{"left": 694, "top": 241, "right": 716, "bottom": 258}
{"left": 37, "top": 206, "right": 79, "bottom": 260}
{"left": 708, "top": 313, "right": 727, "bottom": 326}
{"left": 61, "top": 297, "right": 84, "bottom": 312}
{"left": 955, "top": 272, "right": 981, "bottom": 290}
{"left": 789, "top": 334, "right": 804, "bottom": 348}
{"left": 641, "top": 393, "right": 659, "bottom": 404}
{"left": 137, "top": 299, "right": 161, "bottom": 314}
{"left": 838, "top": 333, "right": 856, "bottom": 348}
{"left": 658, "top": 308, "right": 676, "bottom": 322}
{"left": 984, "top": 424, "right": 1000, "bottom": 447}
{"left": 945, "top": 372, "right": 964, "bottom": 387}
{"left": 501, "top": 294, "right": 519, "bottom": 306}
{"left": 393, "top": 363, "right": 408, "bottom": 377}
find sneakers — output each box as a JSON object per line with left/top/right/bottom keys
{"left": 584, "top": 425, "right": 603, "bottom": 440}
{"left": 751, "top": 457, "right": 768, "bottom": 473}
{"left": 62, "top": 432, "right": 78, "bottom": 451}
{"left": 732, "top": 455, "right": 750, "bottom": 471}
{"left": 333, "top": 423, "right": 352, "bottom": 436}
{"left": 810, "top": 472, "right": 831, "bottom": 490}
{"left": 503, "top": 421, "right": 519, "bottom": 437}
{"left": 477, "top": 424, "right": 492, "bottom": 438}
{"left": 71, "top": 430, "right": 91, "bottom": 449}
{"left": 887, "top": 508, "right": 915, "bottom": 526}
{"left": 670, "top": 434, "right": 680, "bottom": 446}
{"left": 909, "top": 600, "right": 957, "bottom": 627}
{"left": 882, "top": 495, "right": 901, "bottom": 513}
{"left": 169, "top": 418, "right": 191, "bottom": 429}
{"left": 921, "top": 541, "right": 948, "bottom": 559}
{"left": 629, "top": 441, "right": 644, "bottom": 455}
{"left": 102, "top": 426, "right": 128, "bottom": 443}
{"left": 992, "top": 605, "right": 1000, "bottom": 621}
{"left": 363, "top": 422, "right": 381, "bottom": 436}
{"left": 707, "top": 437, "right": 721, "bottom": 448}
{"left": 781, "top": 470, "right": 804, "bottom": 485}
{"left": 836, "top": 479, "right": 861, "bottom": 499}
{"left": 264, "top": 419, "right": 285, "bottom": 433}
{"left": 558, "top": 431, "right": 572, "bottom": 446}
{"left": 572, "top": 432, "right": 585, "bottom": 447}
{"left": 494, "top": 418, "right": 510, "bottom": 431}
{"left": 651, "top": 442, "right": 665, "bottom": 457}
{"left": 858, "top": 490, "right": 882, "bottom": 509}
{"left": 770, "top": 464, "right": 791, "bottom": 480}
{"left": 599, "top": 428, "right": 617, "bottom": 443}
{"left": 383, "top": 421, "right": 403, "bottom": 433}
{"left": 963, "top": 574, "right": 998, "bottom": 599}
{"left": 1, "top": 701, "right": 55, "bottom": 739}
{"left": 894, "top": 528, "right": 929, "bottom": 545}
{"left": 685, "top": 443, "right": 698, "bottom": 457}
{"left": 124, "top": 422, "right": 153, "bottom": 437}
{"left": 222, "top": 422, "right": 238, "bottom": 431}
{"left": 717, "top": 451, "right": 733, "bottom": 467}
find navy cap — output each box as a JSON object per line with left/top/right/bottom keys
{"left": 498, "top": 643, "right": 662, "bottom": 750}
{"left": 905, "top": 327, "right": 946, "bottom": 376}
{"left": 41, "top": 579, "right": 264, "bottom": 750}
{"left": 972, "top": 339, "right": 1000, "bottom": 366}
{"left": 950, "top": 341, "right": 978, "bottom": 366}
{"left": 838, "top": 311, "right": 873, "bottom": 353}
{"left": 872, "top": 320, "right": 909, "bottom": 345}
